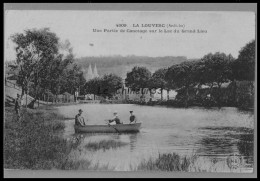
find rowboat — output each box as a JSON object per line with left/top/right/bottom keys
{"left": 74, "top": 123, "right": 141, "bottom": 133}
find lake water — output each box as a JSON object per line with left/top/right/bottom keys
{"left": 56, "top": 104, "right": 254, "bottom": 172}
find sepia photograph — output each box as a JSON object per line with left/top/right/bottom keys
{"left": 4, "top": 3, "right": 256, "bottom": 178}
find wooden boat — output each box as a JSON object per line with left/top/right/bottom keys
{"left": 74, "top": 123, "right": 141, "bottom": 133}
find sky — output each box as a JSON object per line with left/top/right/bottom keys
{"left": 4, "top": 11, "right": 255, "bottom": 61}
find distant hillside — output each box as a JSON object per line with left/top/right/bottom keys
{"left": 75, "top": 55, "right": 197, "bottom": 78}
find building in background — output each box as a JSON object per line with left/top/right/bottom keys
{"left": 84, "top": 63, "right": 99, "bottom": 81}
{"left": 115, "top": 79, "right": 177, "bottom": 102}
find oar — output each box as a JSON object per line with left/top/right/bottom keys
{"left": 104, "top": 120, "right": 121, "bottom": 134}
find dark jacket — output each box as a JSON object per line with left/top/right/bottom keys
{"left": 109, "top": 117, "right": 121, "bottom": 124}
{"left": 130, "top": 115, "right": 136, "bottom": 123}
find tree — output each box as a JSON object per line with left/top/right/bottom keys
{"left": 125, "top": 66, "right": 152, "bottom": 96}
{"left": 149, "top": 68, "right": 168, "bottom": 101}
{"left": 232, "top": 40, "right": 255, "bottom": 82}
{"left": 231, "top": 40, "right": 255, "bottom": 108}
{"left": 200, "top": 52, "right": 234, "bottom": 106}
{"left": 165, "top": 61, "right": 198, "bottom": 107}
{"left": 11, "top": 28, "right": 83, "bottom": 106}
{"left": 11, "top": 28, "right": 60, "bottom": 106}
{"left": 100, "top": 74, "right": 123, "bottom": 98}
{"left": 84, "top": 77, "right": 102, "bottom": 99}
{"left": 232, "top": 40, "right": 255, "bottom": 98}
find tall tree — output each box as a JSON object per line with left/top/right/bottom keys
{"left": 232, "top": 40, "right": 255, "bottom": 99}
{"left": 11, "top": 28, "right": 83, "bottom": 105}
{"left": 166, "top": 61, "right": 198, "bottom": 107}
{"left": 232, "top": 40, "right": 255, "bottom": 82}
{"left": 11, "top": 28, "right": 59, "bottom": 106}
{"left": 125, "top": 66, "right": 152, "bottom": 96}
{"left": 200, "top": 52, "right": 234, "bottom": 106}
{"left": 100, "top": 74, "right": 123, "bottom": 98}
{"left": 149, "top": 68, "right": 168, "bottom": 101}
{"left": 84, "top": 77, "right": 102, "bottom": 99}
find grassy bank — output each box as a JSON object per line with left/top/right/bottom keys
{"left": 4, "top": 106, "right": 108, "bottom": 170}
{"left": 4, "top": 106, "right": 65, "bottom": 169}
{"left": 134, "top": 152, "right": 249, "bottom": 172}
{"left": 136, "top": 153, "right": 191, "bottom": 172}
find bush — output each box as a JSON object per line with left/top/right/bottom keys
{"left": 137, "top": 153, "right": 191, "bottom": 172}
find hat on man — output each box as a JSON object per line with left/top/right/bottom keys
{"left": 130, "top": 111, "right": 133, "bottom": 113}
{"left": 79, "top": 109, "right": 83, "bottom": 112}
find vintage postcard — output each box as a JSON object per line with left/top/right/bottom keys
{"left": 4, "top": 5, "right": 256, "bottom": 178}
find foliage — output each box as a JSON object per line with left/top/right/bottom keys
{"left": 100, "top": 74, "right": 123, "bottom": 97}
{"left": 165, "top": 61, "right": 198, "bottom": 107}
{"left": 84, "top": 77, "right": 102, "bottom": 96}
{"left": 84, "top": 74, "right": 122, "bottom": 98}
{"left": 200, "top": 52, "right": 234, "bottom": 87}
{"left": 11, "top": 28, "right": 60, "bottom": 97}
{"left": 166, "top": 61, "right": 198, "bottom": 88}
{"left": 125, "top": 66, "right": 152, "bottom": 94}
{"left": 199, "top": 52, "right": 234, "bottom": 106}
{"left": 232, "top": 40, "right": 255, "bottom": 81}
{"left": 10, "top": 28, "right": 85, "bottom": 103}
{"left": 148, "top": 68, "right": 169, "bottom": 100}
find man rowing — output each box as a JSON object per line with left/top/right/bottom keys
{"left": 108, "top": 112, "right": 122, "bottom": 125}
{"left": 75, "top": 109, "right": 87, "bottom": 126}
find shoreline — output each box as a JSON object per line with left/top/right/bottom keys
{"left": 95, "top": 99, "right": 254, "bottom": 112}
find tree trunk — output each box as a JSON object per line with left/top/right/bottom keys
{"left": 26, "top": 91, "right": 28, "bottom": 109}
{"left": 209, "top": 83, "right": 214, "bottom": 100}
{"left": 185, "top": 87, "right": 189, "bottom": 108}
{"left": 250, "top": 81, "right": 254, "bottom": 96}
{"left": 161, "top": 88, "right": 163, "bottom": 101}
{"left": 167, "top": 89, "right": 169, "bottom": 100}
{"left": 217, "top": 83, "right": 222, "bottom": 108}
{"left": 149, "top": 89, "right": 152, "bottom": 102}
{"left": 21, "top": 88, "right": 25, "bottom": 98}
{"left": 231, "top": 81, "right": 236, "bottom": 106}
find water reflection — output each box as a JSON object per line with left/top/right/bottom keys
{"left": 197, "top": 126, "right": 254, "bottom": 166}
{"left": 196, "top": 136, "right": 235, "bottom": 155}
{"left": 237, "top": 140, "right": 253, "bottom": 157}
{"left": 108, "top": 133, "right": 138, "bottom": 152}
{"left": 129, "top": 133, "right": 138, "bottom": 152}
{"left": 109, "top": 133, "right": 120, "bottom": 140}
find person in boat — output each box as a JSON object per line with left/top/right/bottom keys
{"left": 108, "top": 112, "right": 122, "bottom": 125}
{"left": 75, "top": 109, "right": 86, "bottom": 126}
{"left": 129, "top": 111, "right": 137, "bottom": 124}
